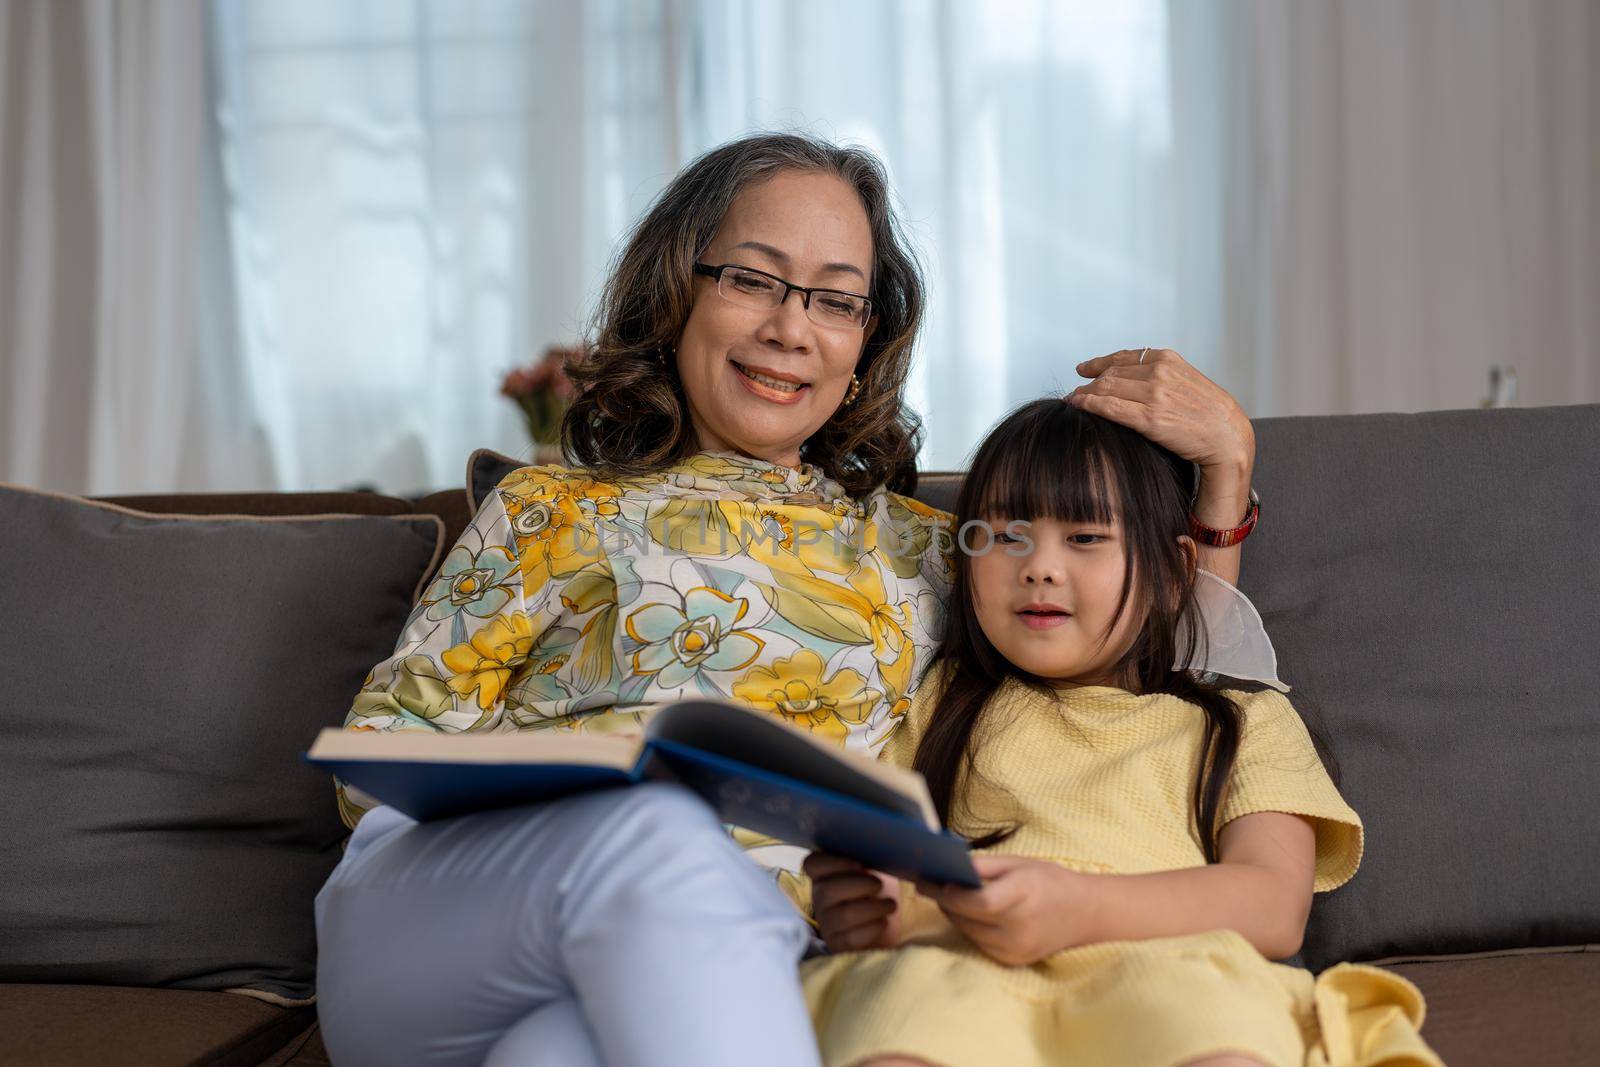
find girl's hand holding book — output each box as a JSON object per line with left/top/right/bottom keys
{"left": 805, "top": 852, "right": 902, "bottom": 952}
{"left": 915, "top": 855, "right": 1097, "bottom": 967}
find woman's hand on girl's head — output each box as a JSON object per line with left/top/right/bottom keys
{"left": 1068, "top": 348, "right": 1256, "bottom": 478}
{"left": 804, "top": 852, "right": 901, "bottom": 953}
{"left": 1068, "top": 348, "right": 1256, "bottom": 583}
{"left": 916, "top": 855, "right": 1097, "bottom": 967}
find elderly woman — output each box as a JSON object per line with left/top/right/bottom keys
{"left": 314, "top": 133, "right": 1257, "bottom": 1067}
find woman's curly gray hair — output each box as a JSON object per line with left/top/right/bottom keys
{"left": 560, "top": 132, "right": 926, "bottom": 497}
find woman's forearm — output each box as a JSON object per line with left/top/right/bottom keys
{"left": 1191, "top": 458, "right": 1254, "bottom": 585}
{"left": 1078, "top": 861, "right": 1307, "bottom": 960}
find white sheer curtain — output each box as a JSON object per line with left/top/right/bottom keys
{"left": 1170, "top": 0, "right": 1597, "bottom": 417}
{"left": 6, "top": 1, "right": 1594, "bottom": 494}
{"left": 214, "top": 0, "right": 1593, "bottom": 489}
{"left": 0, "top": 0, "right": 269, "bottom": 495}
{"left": 209, "top": 0, "right": 686, "bottom": 494}
{"left": 206, "top": 0, "right": 1182, "bottom": 486}
{"left": 686, "top": 1, "right": 1182, "bottom": 469}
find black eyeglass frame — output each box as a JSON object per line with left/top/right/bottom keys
{"left": 692, "top": 262, "right": 874, "bottom": 329}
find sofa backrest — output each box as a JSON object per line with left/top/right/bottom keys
{"left": 1237, "top": 404, "right": 1600, "bottom": 966}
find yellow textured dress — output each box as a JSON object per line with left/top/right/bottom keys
{"left": 800, "top": 677, "right": 1442, "bottom": 1067}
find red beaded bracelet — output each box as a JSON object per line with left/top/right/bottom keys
{"left": 1187, "top": 489, "right": 1259, "bottom": 547}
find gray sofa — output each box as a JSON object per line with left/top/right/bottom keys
{"left": 2, "top": 405, "right": 1597, "bottom": 1065}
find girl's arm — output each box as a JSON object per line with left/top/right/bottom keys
{"left": 918, "top": 811, "right": 1316, "bottom": 965}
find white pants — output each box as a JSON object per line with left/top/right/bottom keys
{"left": 314, "top": 783, "right": 822, "bottom": 1067}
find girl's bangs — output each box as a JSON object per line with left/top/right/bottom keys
{"left": 966, "top": 405, "right": 1121, "bottom": 527}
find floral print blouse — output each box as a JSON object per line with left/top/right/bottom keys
{"left": 338, "top": 450, "right": 955, "bottom": 880}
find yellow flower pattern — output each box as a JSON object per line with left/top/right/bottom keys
{"left": 731, "top": 650, "right": 880, "bottom": 743}
{"left": 335, "top": 450, "right": 955, "bottom": 891}
{"left": 440, "top": 611, "right": 535, "bottom": 711}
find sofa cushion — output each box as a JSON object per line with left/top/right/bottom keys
{"left": 103, "top": 489, "right": 470, "bottom": 590}
{"left": 98, "top": 491, "right": 412, "bottom": 520}
{"left": 468, "top": 447, "right": 524, "bottom": 510}
{"left": 261, "top": 1021, "right": 331, "bottom": 1067}
{"left": 262, "top": 953, "right": 1600, "bottom": 1067}
{"left": 0, "top": 485, "right": 444, "bottom": 1002}
{"left": 1243, "top": 405, "right": 1600, "bottom": 967}
{"left": 1384, "top": 950, "right": 1600, "bottom": 1067}
{"left": 0, "top": 985, "right": 315, "bottom": 1067}
{"left": 410, "top": 488, "right": 475, "bottom": 558}
{"left": 909, "top": 472, "right": 961, "bottom": 514}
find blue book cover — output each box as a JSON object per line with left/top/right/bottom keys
{"left": 643, "top": 740, "right": 978, "bottom": 887}
{"left": 306, "top": 701, "right": 980, "bottom": 887}
{"left": 307, "top": 755, "right": 635, "bottom": 824}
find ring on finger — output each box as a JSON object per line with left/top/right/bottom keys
{"left": 1138, "top": 347, "right": 1150, "bottom": 365}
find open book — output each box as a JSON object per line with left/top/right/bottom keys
{"left": 305, "top": 701, "right": 980, "bottom": 887}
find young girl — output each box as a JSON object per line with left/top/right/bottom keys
{"left": 801, "top": 399, "right": 1441, "bottom": 1067}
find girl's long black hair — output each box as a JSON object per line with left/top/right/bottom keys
{"left": 915, "top": 399, "right": 1251, "bottom": 860}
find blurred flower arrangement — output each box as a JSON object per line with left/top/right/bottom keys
{"left": 500, "top": 344, "right": 579, "bottom": 447}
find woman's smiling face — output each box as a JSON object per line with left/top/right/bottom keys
{"left": 675, "top": 169, "right": 874, "bottom": 468}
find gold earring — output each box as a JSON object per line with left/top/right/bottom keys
{"left": 844, "top": 374, "right": 863, "bottom": 406}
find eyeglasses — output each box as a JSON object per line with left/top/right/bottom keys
{"left": 693, "top": 263, "right": 873, "bottom": 330}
